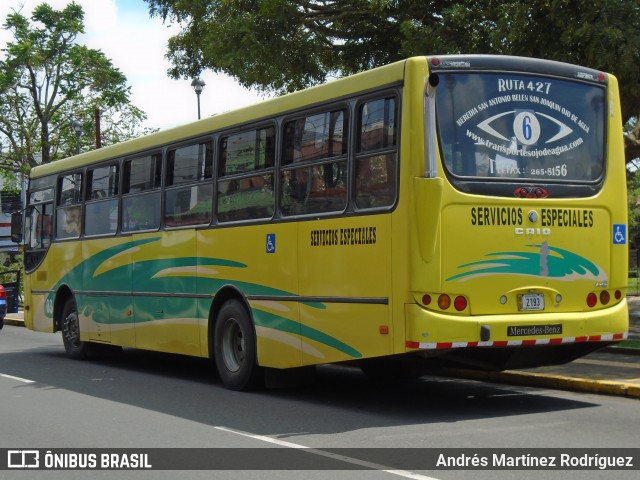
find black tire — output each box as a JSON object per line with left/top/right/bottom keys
{"left": 213, "top": 300, "right": 263, "bottom": 390}
{"left": 61, "top": 297, "right": 89, "bottom": 359}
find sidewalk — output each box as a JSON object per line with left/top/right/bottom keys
{"left": 3, "top": 301, "right": 640, "bottom": 399}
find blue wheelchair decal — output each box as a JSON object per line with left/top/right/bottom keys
{"left": 266, "top": 234, "right": 276, "bottom": 253}
{"left": 613, "top": 224, "right": 626, "bottom": 245}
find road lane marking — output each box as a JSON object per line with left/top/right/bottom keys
{"left": 215, "top": 426, "right": 439, "bottom": 480}
{"left": 1, "top": 373, "right": 35, "bottom": 384}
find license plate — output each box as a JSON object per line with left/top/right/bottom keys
{"left": 518, "top": 293, "right": 545, "bottom": 311}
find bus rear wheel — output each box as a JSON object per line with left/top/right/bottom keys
{"left": 213, "top": 300, "right": 263, "bottom": 390}
{"left": 61, "top": 297, "right": 88, "bottom": 359}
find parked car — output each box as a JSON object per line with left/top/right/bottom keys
{"left": 0, "top": 285, "right": 6, "bottom": 330}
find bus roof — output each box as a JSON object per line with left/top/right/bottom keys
{"left": 29, "top": 54, "right": 608, "bottom": 181}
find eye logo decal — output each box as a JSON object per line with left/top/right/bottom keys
{"left": 477, "top": 110, "right": 573, "bottom": 146}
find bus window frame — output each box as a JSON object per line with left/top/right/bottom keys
{"left": 279, "top": 104, "right": 350, "bottom": 218}
{"left": 121, "top": 151, "right": 163, "bottom": 233}
{"left": 84, "top": 162, "right": 120, "bottom": 238}
{"left": 55, "top": 171, "right": 84, "bottom": 241}
{"left": 353, "top": 92, "right": 400, "bottom": 211}
{"left": 164, "top": 137, "right": 214, "bottom": 229}
{"left": 215, "top": 123, "right": 276, "bottom": 224}
{"left": 22, "top": 86, "right": 405, "bottom": 249}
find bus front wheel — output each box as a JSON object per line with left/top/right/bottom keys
{"left": 61, "top": 297, "right": 88, "bottom": 359}
{"left": 213, "top": 300, "right": 263, "bottom": 390}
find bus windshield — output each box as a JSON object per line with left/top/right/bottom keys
{"left": 435, "top": 72, "right": 605, "bottom": 184}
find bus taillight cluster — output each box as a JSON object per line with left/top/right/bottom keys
{"left": 422, "top": 293, "right": 468, "bottom": 312}
{"left": 586, "top": 289, "right": 622, "bottom": 308}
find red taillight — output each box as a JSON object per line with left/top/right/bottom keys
{"left": 438, "top": 294, "right": 451, "bottom": 310}
{"left": 600, "top": 290, "right": 610, "bottom": 305}
{"left": 422, "top": 294, "right": 432, "bottom": 306}
{"left": 586, "top": 292, "right": 597, "bottom": 308}
{"left": 0, "top": 285, "right": 5, "bottom": 299}
{"left": 614, "top": 290, "right": 622, "bottom": 300}
{"left": 454, "top": 296, "right": 467, "bottom": 311}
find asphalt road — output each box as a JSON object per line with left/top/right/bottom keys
{"left": 1, "top": 325, "right": 638, "bottom": 480}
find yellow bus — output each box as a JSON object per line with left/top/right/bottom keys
{"left": 13, "top": 55, "right": 628, "bottom": 390}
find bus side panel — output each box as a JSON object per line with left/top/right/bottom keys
{"left": 297, "top": 215, "right": 393, "bottom": 365}
{"left": 130, "top": 231, "right": 201, "bottom": 356}
{"left": 29, "top": 241, "right": 83, "bottom": 333}
{"left": 604, "top": 75, "right": 629, "bottom": 288}
{"left": 198, "top": 223, "right": 302, "bottom": 368}
{"left": 79, "top": 237, "right": 135, "bottom": 347}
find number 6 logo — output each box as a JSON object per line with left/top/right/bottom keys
{"left": 513, "top": 111, "right": 541, "bottom": 145}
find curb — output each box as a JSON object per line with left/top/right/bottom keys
{"left": 2, "top": 318, "right": 24, "bottom": 328}
{"left": 434, "top": 368, "right": 640, "bottom": 400}
{"left": 602, "top": 346, "right": 640, "bottom": 356}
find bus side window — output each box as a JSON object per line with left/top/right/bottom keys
{"left": 280, "top": 109, "right": 348, "bottom": 216}
{"left": 165, "top": 142, "right": 213, "bottom": 227}
{"left": 355, "top": 96, "right": 398, "bottom": 209}
{"left": 56, "top": 173, "right": 83, "bottom": 239}
{"left": 85, "top": 164, "right": 119, "bottom": 236}
{"left": 217, "top": 127, "right": 275, "bottom": 222}
{"left": 121, "top": 154, "right": 162, "bottom": 232}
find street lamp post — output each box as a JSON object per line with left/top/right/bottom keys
{"left": 71, "top": 120, "right": 83, "bottom": 155}
{"left": 191, "top": 78, "right": 206, "bottom": 119}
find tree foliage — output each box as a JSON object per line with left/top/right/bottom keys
{"left": 145, "top": 0, "right": 640, "bottom": 161}
{"left": 0, "top": 2, "right": 148, "bottom": 177}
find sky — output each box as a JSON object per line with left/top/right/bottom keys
{"left": 0, "top": 0, "right": 267, "bottom": 131}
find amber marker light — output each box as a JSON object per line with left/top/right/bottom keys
{"left": 438, "top": 294, "right": 451, "bottom": 310}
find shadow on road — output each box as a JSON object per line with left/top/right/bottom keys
{"left": 0, "top": 331, "right": 601, "bottom": 438}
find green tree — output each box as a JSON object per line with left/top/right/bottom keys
{"left": 628, "top": 167, "right": 640, "bottom": 249}
{"left": 0, "top": 2, "right": 148, "bottom": 173}
{"left": 145, "top": 0, "right": 640, "bottom": 162}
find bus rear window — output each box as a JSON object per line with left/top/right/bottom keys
{"left": 435, "top": 73, "right": 605, "bottom": 184}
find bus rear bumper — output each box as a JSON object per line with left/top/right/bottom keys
{"left": 404, "top": 300, "right": 629, "bottom": 370}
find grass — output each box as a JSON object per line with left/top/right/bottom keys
{"left": 615, "top": 340, "right": 640, "bottom": 349}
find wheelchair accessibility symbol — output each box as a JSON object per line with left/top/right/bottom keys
{"left": 613, "top": 224, "right": 626, "bottom": 245}
{"left": 266, "top": 233, "right": 276, "bottom": 253}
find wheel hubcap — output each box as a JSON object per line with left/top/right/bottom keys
{"left": 221, "top": 318, "right": 245, "bottom": 372}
